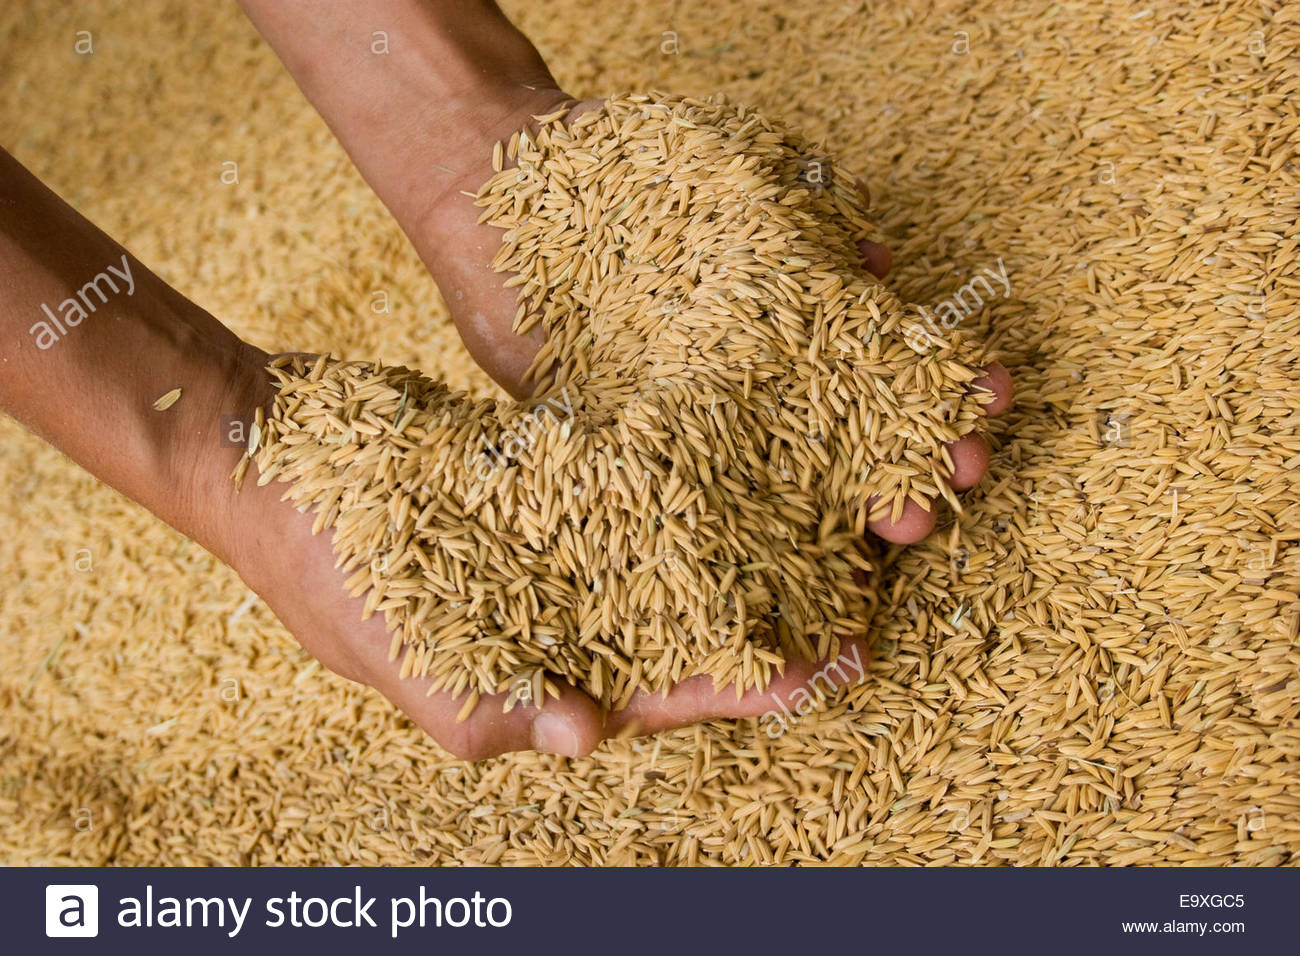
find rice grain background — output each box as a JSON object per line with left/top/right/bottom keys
{"left": 0, "top": 0, "right": 1296, "bottom": 865}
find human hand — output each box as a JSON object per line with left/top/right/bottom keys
{"left": 218, "top": 369, "right": 878, "bottom": 758}
{"left": 409, "top": 90, "right": 1014, "bottom": 547}
{"left": 218, "top": 244, "right": 1011, "bottom": 764}
{"left": 233, "top": 2, "right": 1015, "bottom": 757}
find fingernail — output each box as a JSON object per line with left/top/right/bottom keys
{"left": 532, "top": 712, "right": 579, "bottom": 756}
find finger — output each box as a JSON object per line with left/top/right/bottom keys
{"left": 852, "top": 178, "right": 891, "bottom": 279}
{"left": 943, "top": 362, "right": 1013, "bottom": 489}
{"left": 944, "top": 432, "right": 991, "bottom": 491}
{"left": 604, "top": 635, "right": 871, "bottom": 737}
{"left": 381, "top": 669, "right": 603, "bottom": 761}
{"left": 316, "top": 567, "right": 603, "bottom": 760}
{"left": 972, "top": 361, "right": 1013, "bottom": 416}
{"left": 865, "top": 495, "right": 937, "bottom": 544}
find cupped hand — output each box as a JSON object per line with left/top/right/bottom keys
{"left": 222, "top": 91, "right": 1012, "bottom": 761}
{"left": 223, "top": 423, "right": 875, "bottom": 759}
{"left": 410, "top": 90, "right": 1015, "bottom": 546}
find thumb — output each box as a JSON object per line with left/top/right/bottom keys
{"left": 379, "top": 668, "right": 604, "bottom": 761}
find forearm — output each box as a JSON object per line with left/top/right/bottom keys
{"left": 0, "top": 146, "right": 266, "bottom": 562}
{"left": 237, "top": 0, "right": 561, "bottom": 236}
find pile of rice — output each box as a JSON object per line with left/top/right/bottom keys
{"left": 1, "top": 0, "right": 1295, "bottom": 865}
{"left": 245, "top": 92, "right": 991, "bottom": 709}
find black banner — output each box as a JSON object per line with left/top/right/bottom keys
{"left": 13, "top": 866, "right": 1292, "bottom": 953}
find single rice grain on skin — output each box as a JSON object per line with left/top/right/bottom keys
{"left": 152, "top": 388, "right": 182, "bottom": 411}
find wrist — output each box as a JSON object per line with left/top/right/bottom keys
{"left": 241, "top": 0, "right": 568, "bottom": 239}
{"left": 167, "top": 337, "right": 274, "bottom": 568}
{"left": 364, "top": 42, "right": 573, "bottom": 244}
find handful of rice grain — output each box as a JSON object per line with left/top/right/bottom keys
{"left": 240, "top": 92, "right": 995, "bottom": 711}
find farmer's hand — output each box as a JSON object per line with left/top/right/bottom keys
{"left": 231, "top": 0, "right": 1016, "bottom": 757}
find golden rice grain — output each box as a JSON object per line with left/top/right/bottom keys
{"left": 152, "top": 388, "right": 182, "bottom": 411}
